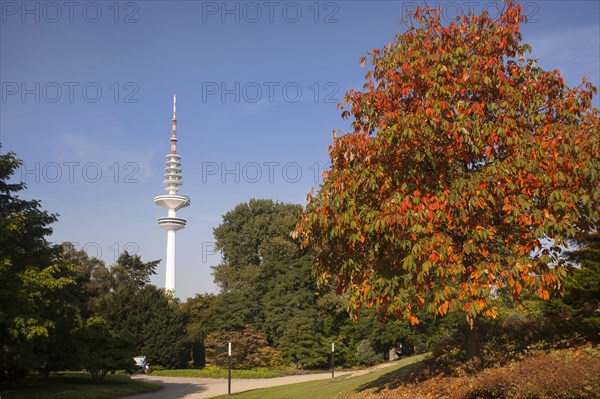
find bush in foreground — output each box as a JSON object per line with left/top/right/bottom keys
{"left": 464, "top": 349, "right": 600, "bottom": 399}
{"left": 357, "top": 339, "right": 384, "bottom": 366}
{"left": 350, "top": 346, "right": 600, "bottom": 399}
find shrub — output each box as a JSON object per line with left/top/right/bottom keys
{"left": 205, "top": 325, "right": 272, "bottom": 369}
{"left": 429, "top": 301, "right": 589, "bottom": 374}
{"left": 463, "top": 349, "right": 600, "bottom": 399}
{"left": 357, "top": 339, "right": 384, "bottom": 366}
{"left": 252, "top": 347, "right": 284, "bottom": 369}
{"left": 352, "top": 347, "right": 600, "bottom": 399}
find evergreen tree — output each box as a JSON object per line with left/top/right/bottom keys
{"left": 95, "top": 253, "right": 189, "bottom": 369}
{"left": 182, "top": 293, "right": 220, "bottom": 367}
{"left": 276, "top": 315, "right": 326, "bottom": 369}
{"left": 563, "top": 231, "right": 600, "bottom": 342}
{"left": 261, "top": 255, "right": 318, "bottom": 341}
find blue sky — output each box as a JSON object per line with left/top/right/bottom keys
{"left": 1, "top": 0, "right": 599, "bottom": 300}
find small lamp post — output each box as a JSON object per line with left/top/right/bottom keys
{"left": 331, "top": 342, "right": 335, "bottom": 378}
{"left": 228, "top": 342, "right": 232, "bottom": 395}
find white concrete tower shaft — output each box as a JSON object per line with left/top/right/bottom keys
{"left": 154, "top": 94, "right": 190, "bottom": 294}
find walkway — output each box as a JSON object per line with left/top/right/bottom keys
{"left": 122, "top": 370, "right": 352, "bottom": 399}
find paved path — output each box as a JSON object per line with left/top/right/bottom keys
{"left": 123, "top": 370, "right": 353, "bottom": 399}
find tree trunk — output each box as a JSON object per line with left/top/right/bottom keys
{"left": 466, "top": 316, "right": 481, "bottom": 360}
{"left": 192, "top": 342, "right": 206, "bottom": 367}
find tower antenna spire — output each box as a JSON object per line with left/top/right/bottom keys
{"left": 171, "top": 93, "right": 177, "bottom": 154}
{"left": 154, "top": 94, "right": 191, "bottom": 294}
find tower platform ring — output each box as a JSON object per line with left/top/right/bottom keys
{"left": 154, "top": 194, "right": 191, "bottom": 210}
{"left": 157, "top": 217, "right": 187, "bottom": 231}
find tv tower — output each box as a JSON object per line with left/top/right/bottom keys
{"left": 154, "top": 94, "right": 190, "bottom": 294}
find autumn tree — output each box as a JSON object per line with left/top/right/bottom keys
{"left": 295, "top": 1, "right": 600, "bottom": 359}
{"left": 205, "top": 326, "right": 274, "bottom": 369}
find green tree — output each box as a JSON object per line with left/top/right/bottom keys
{"left": 563, "top": 231, "right": 600, "bottom": 342}
{"left": 276, "top": 315, "right": 327, "bottom": 369}
{"left": 89, "top": 251, "right": 188, "bottom": 368}
{"left": 78, "top": 316, "right": 136, "bottom": 383}
{"left": 295, "top": 1, "right": 600, "bottom": 359}
{"left": 208, "top": 199, "right": 328, "bottom": 366}
{"left": 260, "top": 254, "right": 328, "bottom": 368}
{"left": 110, "top": 251, "right": 158, "bottom": 290}
{"left": 261, "top": 255, "right": 318, "bottom": 341}
{"left": 207, "top": 199, "right": 429, "bottom": 368}
{"left": 0, "top": 150, "right": 80, "bottom": 381}
{"left": 98, "top": 283, "right": 189, "bottom": 369}
{"left": 207, "top": 200, "right": 302, "bottom": 345}
{"left": 212, "top": 199, "right": 302, "bottom": 292}
{"left": 183, "top": 293, "right": 221, "bottom": 367}
{"left": 61, "top": 242, "right": 111, "bottom": 318}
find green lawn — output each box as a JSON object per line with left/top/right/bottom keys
{"left": 213, "top": 353, "right": 429, "bottom": 399}
{"left": 152, "top": 368, "right": 285, "bottom": 379}
{"left": 0, "top": 372, "right": 161, "bottom": 399}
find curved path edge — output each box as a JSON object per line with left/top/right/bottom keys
{"left": 122, "top": 370, "right": 354, "bottom": 399}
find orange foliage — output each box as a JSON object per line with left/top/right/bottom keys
{"left": 296, "top": 0, "right": 600, "bottom": 326}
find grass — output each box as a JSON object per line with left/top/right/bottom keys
{"left": 212, "top": 353, "right": 430, "bottom": 399}
{"left": 0, "top": 372, "right": 161, "bottom": 399}
{"left": 152, "top": 368, "right": 286, "bottom": 379}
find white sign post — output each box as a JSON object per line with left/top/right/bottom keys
{"left": 331, "top": 342, "right": 335, "bottom": 378}
{"left": 228, "top": 342, "right": 232, "bottom": 395}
